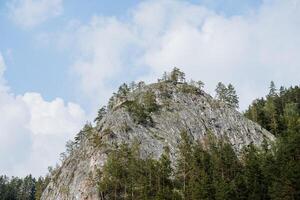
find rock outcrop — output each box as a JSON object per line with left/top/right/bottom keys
{"left": 41, "top": 80, "right": 275, "bottom": 200}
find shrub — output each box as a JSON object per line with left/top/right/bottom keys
{"left": 124, "top": 91, "right": 159, "bottom": 126}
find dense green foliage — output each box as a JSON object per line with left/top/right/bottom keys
{"left": 98, "top": 126, "right": 299, "bottom": 200}
{"left": 94, "top": 106, "right": 107, "bottom": 123}
{"left": 125, "top": 91, "right": 159, "bottom": 125}
{"left": 215, "top": 82, "right": 239, "bottom": 109}
{"left": 1, "top": 78, "right": 298, "bottom": 199}
{"left": 98, "top": 143, "right": 180, "bottom": 200}
{"left": 97, "top": 84, "right": 299, "bottom": 200}
{"left": 96, "top": 133, "right": 232, "bottom": 199}
{"left": 0, "top": 175, "right": 49, "bottom": 200}
{"left": 245, "top": 83, "right": 300, "bottom": 137}
{"left": 159, "top": 67, "right": 186, "bottom": 83}
{"left": 244, "top": 83, "right": 300, "bottom": 199}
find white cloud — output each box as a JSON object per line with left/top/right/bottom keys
{"left": 131, "top": 0, "right": 300, "bottom": 109}
{"left": 1, "top": 0, "right": 300, "bottom": 177}
{"left": 0, "top": 53, "right": 7, "bottom": 89}
{"left": 8, "top": 0, "right": 63, "bottom": 28}
{"left": 0, "top": 53, "right": 86, "bottom": 177}
{"left": 59, "top": 16, "right": 138, "bottom": 111}
{"left": 56, "top": 0, "right": 299, "bottom": 111}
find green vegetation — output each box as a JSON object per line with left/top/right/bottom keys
{"left": 0, "top": 175, "right": 49, "bottom": 200}
{"left": 60, "top": 122, "right": 94, "bottom": 161}
{"left": 245, "top": 83, "right": 299, "bottom": 137}
{"left": 98, "top": 143, "right": 180, "bottom": 200}
{"left": 94, "top": 106, "right": 107, "bottom": 123}
{"left": 215, "top": 82, "right": 239, "bottom": 109}
{"left": 106, "top": 68, "right": 205, "bottom": 115}
{"left": 1, "top": 72, "right": 299, "bottom": 199}
{"left": 98, "top": 122, "right": 299, "bottom": 200}
{"left": 74, "top": 122, "right": 93, "bottom": 145}
{"left": 243, "top": 83, "right": 300, "bottom": 199}
{"left": 159, "top": 67, "right": 186, "bottom": 83}
{"left": 124, "top": 90, "right": 159, "bottom": 125}
{"left": 97, "top": 83, "right": 299, "bottom": 200}
{"left": 178, "top": 83, "right": 199, "bottom": 95}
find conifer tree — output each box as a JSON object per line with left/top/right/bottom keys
{"left": 215, "top": 82, "right": 239, "bottom": 109}
{"left": 94, "top": 106, "right": 107, "bottom": 123}
{"left": 162, "top": 71, "right": 168, "bottom": 82}
{"left": 196, "top": 80, "right": 204, "bottom": 90}
{"left": 170, "top": 67, "right": 185, "bottom": 83}
{"left": 118, "top": 83, "right": 130, "bottom": 98}
{"left": 176, "top": 129, "right": 194, "bottom": 199}
{"left": 226, "top": 84, "right": 239, "bottom": 109}
{"left": 189, "top": 141, "right": 210, "bottom": 200}
{"left": 242, "top": 144, "right": 269, "bottom": 200}
{"left": 268, "top": 81, "right": 277, "bottom": 98}
{"left": 215, "top": 82, "right": 227, "bottom": 102}
{"left": 157, "top": 146, "right": 175, "bottom": 200}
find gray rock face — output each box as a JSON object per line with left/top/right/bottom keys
{"left": 41, "top": 82, "right": 275, "bottom": 200}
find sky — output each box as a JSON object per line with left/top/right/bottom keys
{"left": 0, "top": 0, "right": 299, "bottom": 177}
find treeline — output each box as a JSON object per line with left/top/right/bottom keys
{"left": 95, "top": 68, "right": 238, "bottom": 126}
{"left": 0, "top": 175, "right": 49, "bottom": 200}
{"left": 245, "top": 82, "right": 299, "bottom": 137}
{"left": 98, "top": 83, "right": 299, "bottom": 200}
{"left": 1, "top": 79, "right": 298, "bottom": 200}
{"left": 105, "top": 67, "right": 204, "bottom": 112}
{"left": 98, "top": 128, "right": 299, "bottom": 200}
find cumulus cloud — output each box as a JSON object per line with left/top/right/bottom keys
{"left": 137, "top": 0, "right": 300, "bottom": 109}
{"left": 8, "top": 0, "right": 63, "bottom": 28}
{"left": 0, "top": 54, "right": 7, "bottom": 90}
{"left": 70, "top": 16, "right": 136, "bottom": 110}
{"left": 0, "top": 53, "right": 86, "bottom": 177}
{"left": 2, "top": 0, "right": 300, "bottom": 177}
{"left": 57, "top": 0, "right": 299, "bottom": 111}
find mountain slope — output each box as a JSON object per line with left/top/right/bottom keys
{"left": 41, "top": 80, "right": 274, "bottom": 200}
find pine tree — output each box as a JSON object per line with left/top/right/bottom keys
{"left": 242, "top": 144, "right": 269, "bottom": 200}
{"left": 170, "top": 67, "right": 185, "bottom": 83}
{"left": 215, "top": 82, "right": 239, "bottom": 109}
{"left": 265, "top": 98, "right": 278, "bottom": 135}
{"left": 226, "top": 84, "right": 239, "bottom": 109}
{"left": 18, "top": 175, "right": 36, "bottom": 200}
{"left": 94, "top": 106, "right": 107, "bottom": 123}
{"left": 283, "top": 103, "right": 299, "bottom": 132}
{"left": 162, "top": 71, "right": 168, "bottom": 82}
{"left": 137, "top": 81, "right": 145, "bottom": 90}
{"left": 157, "top": 146, "right": 175, "bottom": 200}
{"left": 176, "top": 129, "right": 194, "bottom": 199}
{"left": 196, "top": 81, "right": 204, "bottom": 90}
{"left": 142, "top": 91, "right": 158, "bottom": 113}
{"left": 118, "top": 83, "right": 130, "bottom": 98}
{"left": 268, "top": 81, "right": 277, "bottom": 98}
{"left": 35, "top": 176, "right": 49, "bottom": 200}
{"left": 189, "top": 141, "right": 210, "bottom": 200}
{"left": 129, "top": 81, "right": 136, "bottom": 91}
{"left": 108, "top": 93, "right": 117, "bottom": 110}
{"left": 215, "top": 82, "right": 227, "bottom": 102}
{"left": 74, "top": 122, "right": 93, "bottom": 145}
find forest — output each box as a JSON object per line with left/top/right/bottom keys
{"left": 96, "top": 82, "right": 300, "bottom": 199}
{"left": 0, "top": 82, "right": 299, "bottom": 200}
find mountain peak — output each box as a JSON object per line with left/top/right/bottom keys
{"left": 41, "top": 69, "right": 275, "bottom": 200}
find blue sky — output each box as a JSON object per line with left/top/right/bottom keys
{"left": 0, "top": 0, "right": 299, "bottom": 177}
{"left": 0, "top": 0, "right": 262, "bottom": 106}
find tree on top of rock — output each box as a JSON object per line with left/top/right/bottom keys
{"left": 215, "top": 82, "right": 239, "bottom": 109}
{"left": 227, "top": 84, "right": 239, "bottom": 109}
{"left": 170, "top": 67, "right": 185, "bottom": 83}
{"left": 94, "top": 106, "right": 107, "bottom": 123}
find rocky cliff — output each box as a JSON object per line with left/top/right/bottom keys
{"left": 41, "top": 79, "right": 275, "bottom": 200}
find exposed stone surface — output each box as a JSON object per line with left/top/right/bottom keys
{"left": 41, "top": 81, "right": 275, "bottom": 200}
